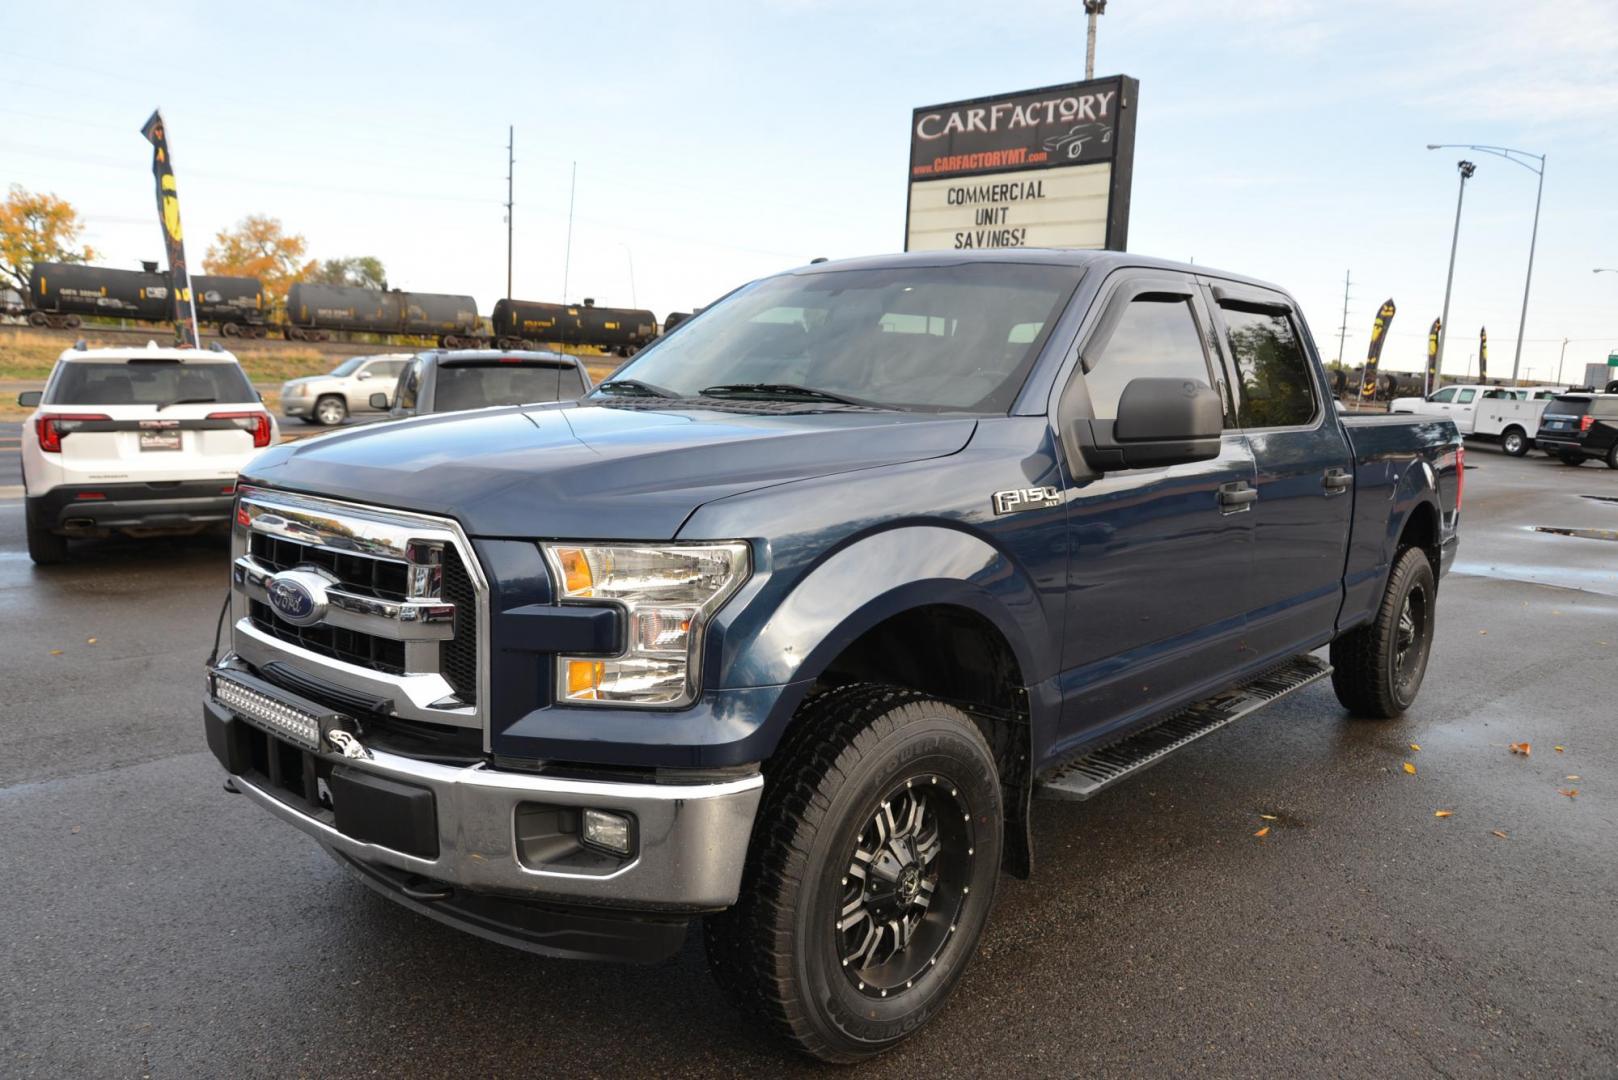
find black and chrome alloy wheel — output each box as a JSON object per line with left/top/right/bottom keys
{"left": 837, "top": 774, "right": 974, "bottom": 999}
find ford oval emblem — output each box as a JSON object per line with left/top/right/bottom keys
{"left": 265, "top": 570, "right": 330, "bottom": 627}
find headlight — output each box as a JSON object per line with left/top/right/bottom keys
{"left": 541, "top": 542, "right": 750, "bottom": 707}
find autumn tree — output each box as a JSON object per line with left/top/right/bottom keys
{"left": 203, "top": 215, "right": 314, "bottom": 301}
{"left": 311, "top": 255, "right": 387, "bottom": 291}
{"left": 0, "top": 186, "right": 96, "bottom": 298}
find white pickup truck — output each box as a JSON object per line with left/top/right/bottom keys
{"left": 1388, "top": 383, "right": 1566, "bottom": 456}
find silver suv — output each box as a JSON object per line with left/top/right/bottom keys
{"left": 279, "top": 353, "right": 412, "bottom": 426}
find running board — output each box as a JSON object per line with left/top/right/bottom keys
{"left": 1035, "top": 654, "right": 1333, "bottom": 801}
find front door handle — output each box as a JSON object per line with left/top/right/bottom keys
{"left": 1323, "top": 467, "right": 1353, "bottom": 493}
{"left": 1218, "top": 481, "right": 1258, "bottom": 511}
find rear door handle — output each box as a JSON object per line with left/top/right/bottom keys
{"left": 1323, "top": 468, "right": 1353, "bottom": 493}
{"left": 1218, "top": 481, "right": 1258, "bottom": 511}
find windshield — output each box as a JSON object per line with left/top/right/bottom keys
{"left": 1544, "top": 396, "right": 1592, "bottom": 417}
{"left": 433, "top": 364, "right": 584, "bottom": 411}
{"left": 600, "top": 262, "right": 1083, "bottom": 412}
{"left": 329, "top": 356, "right": 366, "bottom": 377}
{"left": 45, "top": 361, "right": 255, "bottom": 406}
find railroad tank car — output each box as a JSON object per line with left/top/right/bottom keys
{"left": 491, "top": 297, "right": 657, "bottom": 354}
{"left": 662, "top": 311, "right": 693, "bottom": 333}
{"left": 193, "top": 275, "right": 268, "bottom": 336}
{"left": 27, "top": 263, "right": 169, "bottom": 327}
{"left": 285, "top": 284, "right": 480, "bottom": 346}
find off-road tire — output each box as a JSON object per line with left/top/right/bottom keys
{"left": 1501, "top": 427, "right": 1528, "bottom": 457}
{"left": 314, "top": 394, "right": 348, "bottom": 426}
{"left": 704, "top": 685, "right": 1003, "bottom": 1063}
{"left": 25, "top": 498, "right": 69, "bottom": 565}
{"left": 1330, "top": 546, "right": 1436, "bottom": 718}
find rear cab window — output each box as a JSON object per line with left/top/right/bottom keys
{"left": 45, "top": 361, "right": 255, "bottom": 406}
{"left": 1215, "top": 301, "right": 1319, "bottom": 428}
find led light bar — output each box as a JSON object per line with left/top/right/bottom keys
{"left": 214, "top": 675, "right": 321, "bottom": 750}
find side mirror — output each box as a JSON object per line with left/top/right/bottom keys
{"left": 18, "top": 390, "right": 42, "bottom": 407}
{"left": 369, "top": 393, "right": 389, "bottom": 410}
{"left": 1071, "top": 377, "right": 1223, "bottom": 470}
{"left": 356, "top": 370, "right": 372, "bottom": 380}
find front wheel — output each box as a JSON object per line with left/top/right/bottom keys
{"left": 704, "top": 686, "right": 1002, "bottom": 1063}
{"left": 1501, "top": 427, "right": 1529, "bottom": 457}
{"left": 1330, "top": 546, "right": 1436, "bottom": 718}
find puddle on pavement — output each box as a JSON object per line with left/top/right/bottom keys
{"left": 1532, "top": 526, "right": 1618, "bottom": 542}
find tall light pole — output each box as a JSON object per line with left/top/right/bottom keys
{"left": 1428, "top": 143, "right": 1545, "bottom": 385}
{"left": 1557, "top": 337, "right": 1570, "bottom": 385}
{"left": 504, "top": 126, "right": 515, "bottom": 301}
{"left": 1432, "top": 159, "right": 1475, "bottom": 383}
{"left": 1084, "top": 1, "right": 1106, "bottom": 79}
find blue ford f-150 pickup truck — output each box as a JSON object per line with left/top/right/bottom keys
{"left": 204, "top": 250, "right": 1460, "bottom": 1062}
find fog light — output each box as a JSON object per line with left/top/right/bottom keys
{"left": 581, "top": 808, "right": 634, "bottom": 857}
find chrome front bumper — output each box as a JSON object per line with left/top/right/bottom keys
{"left": 206, "top": 677, "right": 764, "bottom": 911}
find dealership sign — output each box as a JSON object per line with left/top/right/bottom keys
{"left": 905, "top": 75, "right": 1139, "bottom": 253}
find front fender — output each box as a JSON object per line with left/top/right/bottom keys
{"left": 719, "top": 524, "right": 1050, "bottom": 693}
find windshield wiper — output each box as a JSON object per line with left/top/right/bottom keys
{"left": 156, "top": 396, "right": 217, "bottom": 411}
{"left": 699, "top": 383, "right": 880, "bottom": 408}
{"left": 594, "top": 378, "right": 676, "bottom": 399}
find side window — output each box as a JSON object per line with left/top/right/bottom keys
{"left": 1456, "top": 388, "right": 1476, "bottom": 404}
{"left": 398, "top": 360, "right": 423, "bottom": 410}
{"left": 1219, "top": 304, "right": 1318, "bottom": 428}
{"left": 1430, "top": 388, "right": 1456, "bottom": 403}
{"left": 1082, "top": 295, "right": 1216, "bottom": 421}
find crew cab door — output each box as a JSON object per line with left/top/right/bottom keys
{"left": 1052, "top": 272, "right": 1256, "bottom": 751}
{"left": 1203, "top": 281, "right": 1354, "bottom": 659}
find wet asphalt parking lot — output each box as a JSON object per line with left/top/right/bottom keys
{"left": 1, "top": 431, "right": 1615, "bottom": 1078}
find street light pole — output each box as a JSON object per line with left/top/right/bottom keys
{"left": 1434, "top": 159, "right": 1475, "bottom": 383}
{"left": 1557, "top": 338, "right": 1570, "bottom": 385}
{"left": 1083, "top": 1, "right": 1106, "bottom": 79}
{"left": 1428, "top": 143, "right": 1545, "bottom": 386}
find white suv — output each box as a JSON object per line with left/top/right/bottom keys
{"left": 18, "top": 342, "right": 278, "bottom": 564}
{"left": 279, "top": 353, "right": 412, "bottom": 425}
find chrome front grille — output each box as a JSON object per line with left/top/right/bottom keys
{"left": 229, "top": 486, "right": 488, "bottom": 735}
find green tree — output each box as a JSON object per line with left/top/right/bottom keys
{"left": 0, "top": 186, "right": 96, "bottom": 297}
{"left": 310, "top": 255, "right": 387, "bottom": 290}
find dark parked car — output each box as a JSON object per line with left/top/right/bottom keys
{"left": 207, "top": 250, "right": 1460, "bottom": 1062}
{"left": 1534, "top": 393, "right": 1618, "bottom": 468}
{"left": 371, "top": 349, "right": 593, "bottom": 417}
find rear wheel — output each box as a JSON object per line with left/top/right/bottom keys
{"left": 704, "top": 685, "right": 1002, "bottom": 1063}
{"left": 314, "top": 395, "right": 347, "bottom": 426}
{"left": 1330, "top": 546, "right": 1435, "bottom": 718}
{"left": 1501, "top": 427, "right": 1529, "bottom": 457}
{"left": 25, "top": 499, "right": 69, "bottom": 565}
{"left": 27, "top": 311, "right": 48, "bottom": 328}
{"left": 1606, "top": 443, "right": 1618, "bottom": 470}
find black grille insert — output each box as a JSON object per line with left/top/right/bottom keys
{"left": 440, "top": 546, "right": 478, "bottom": 705}
{"left": 250, "top": 532, "right": 408, "bottom": 600}
{"left": 250, "top": 598, "right": 406, "bottom": 674}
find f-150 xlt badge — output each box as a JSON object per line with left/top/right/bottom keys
{"left": 992, "top": 486, "right": 1061, "bottom": 515}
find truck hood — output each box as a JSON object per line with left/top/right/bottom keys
{"left": 240, "top": 402, "right": 977, "bottom": 539}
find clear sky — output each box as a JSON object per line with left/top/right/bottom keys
{"left": 4, "top": 0, "right": 1615, "bottom": 382}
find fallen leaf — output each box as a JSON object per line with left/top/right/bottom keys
{"left": 1509, "top": 742, "right": 1531, "bottom": 757}
{"left": 1492, "top": 830, "right": 1509, "bottom": 839}
{"left": 1479, "top": 630, "right": 1488, "bottom": 636}
{"left": 1559, "top": 788, "right": 1579, "bottom": 799}
{"left": 1258, "top": 814, "right": 1278, "bottom": 821}
{"left": 1567, "top": 775, "right": 1581, "bottom": 781}
{"left": 1410, "top": 742, "right": 1422, "bottom": 752}
{"left": 48, "top": 649, "right": 63, "bottom": 656}
{"left": 1403, "top": 762, "right": 1418, "bottom": 775}
{"left": 1555, "top": 746, "right": 1565, "bottom": 753}
{"left": 86, "top": 637, "right": 97, "bottom": 644}
{"left": 1254, "top": 826, "right": 1271, "bottom": 838}
{"left": 1434, "top": 809, "right": 1453, "bottom": 818}
{"left": 70, "top": 825, "right": 81, "bottom": 834}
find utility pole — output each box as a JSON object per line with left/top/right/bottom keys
{"left": 1335, "top": 269, "right": 1352, "bottom": 366}
{"left": 1084, "top": 1, "right": 1106, "bottom": 79}
{"left": 1435, "top": 159, "right": 1476, "bottom": 378}
{"left": 504, "top": 125, "right": 514, "bottom": 301}
{"left": 562, "top": 161, "right": 577, "bottom": 302}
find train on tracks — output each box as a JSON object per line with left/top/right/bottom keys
{"left": 19, "top": 262, "right": 665, "bottom": 354}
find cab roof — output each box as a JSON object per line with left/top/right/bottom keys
{"left": 57, "top": 341, "right": 242, "bottom": 364}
